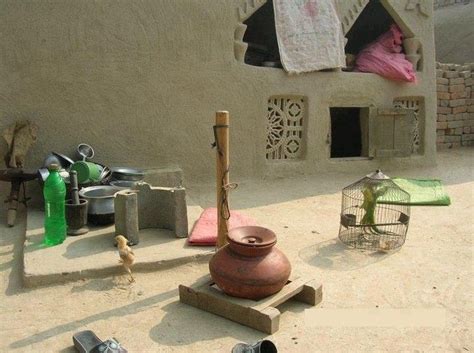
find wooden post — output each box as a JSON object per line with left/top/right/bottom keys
{"left": 215, "top": 111, "right": 229, "bottom": 249}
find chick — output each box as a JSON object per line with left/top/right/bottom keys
{"left": 115, "top": 235, "right": 135, "bottom": 283}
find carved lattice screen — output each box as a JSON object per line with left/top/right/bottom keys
{"left": 266, "top": 96, "right": 306, "bottom": 160}
{"left": 393, "top": 97, "right": 423, "bottom": 154}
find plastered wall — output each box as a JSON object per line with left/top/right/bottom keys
{"left": 0, "top": 0, "right": 437, "bottom": 190}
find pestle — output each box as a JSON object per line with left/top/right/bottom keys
{"left": 70, "top": 170, "right": 80, "bottom": 205}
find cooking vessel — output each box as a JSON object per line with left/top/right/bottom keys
{"left": 110, "top": 167, "right": 145, "bottom": 181}
{"left": 78, "top": 185, "right": 122, "bottom": 215}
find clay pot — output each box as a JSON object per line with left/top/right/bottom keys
{"left": 209, "top": 226, "right": 291, "bottom": 300}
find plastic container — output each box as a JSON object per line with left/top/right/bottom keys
{"left": 70, "top": 161, "right": 101, "bottom": 184}
{"left": 43, "top": 164, "right": 67, "bottom": 246}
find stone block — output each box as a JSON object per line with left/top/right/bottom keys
{"left": 463, "top": 113, "right": 470, "bottom": 120}
{"left": 444, "top": 71, "right": 459, "bottom": 78}
{"left": 452, "top": 106, "right": 467, "bottom": 114}
{"left": 466, "top": 78, "right": 473, "bottom": 86}
{"left": 462, "top": 140, "right": 474, "bottom": 146}
{"left": 460, "top": 71, "right": 471, "bottom": 79}
{"left": 437, "top": 121, "right": 448, "bottom": 129}
{"left": 436, "top": 69, "right": 445, "bottom": 78}
{"left": 436, "top": 135, "right": 445, "bottom": 143}
{"left": 449, "top": 84, "right": 465, "bottom": 93}
{"left": 455, "top": 127, "right": 463, "bottom": 135}
{"left": 455, "top": 113, "right": 465, "bottom": 120}
{"left": 464, "top": 127, "right": 470, "bottom": 134}
{"left": 437, "top": 77, "right": 449, "bottom": 85}
{"left": 446, "top": 114, "right": 456, "bottom": 121}
{"left": 469, "top": 106, "right": 474, "bottom": 113}
{"left": 450, "top": 91, "right": 467, "bottom": 99}
{"left": 448, "top": 120, "right": 464, "bottom": 128}
{"left": 437, "top": 129, "right": 445, "bottom": 136}
{"left": 436, "top": 142, "right": 451, "bottom": 150}
{"left": 438, "top": 106, "right": 452, "bottom": 114}
{"left": 437, "top": 85, "right": 449, "bottom": 93}
{"left": 449, "top": 99, "right": 466, "bottom": 107}
{"left": 449, "top": 77, "right": 465, "bottom": 85}
{"left": 462, "top": 134, "right": 474, "bottom": 141}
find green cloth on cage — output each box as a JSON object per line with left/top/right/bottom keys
{"left": 379, "top": 178, "right": 451, "bottom": 206}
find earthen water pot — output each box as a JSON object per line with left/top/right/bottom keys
{"left": 209, "top": 226, "right": 291, "bottom": 300}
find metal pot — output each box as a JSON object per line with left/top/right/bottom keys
{"left": 78, "top": 185, "right": 122, "bottom": 215}
{"left": 110, "top": 167, "right": 145, "bottom": 182}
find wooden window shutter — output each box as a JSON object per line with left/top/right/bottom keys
{"left": 369, "top": 108, "right": 415, "bottom": 158}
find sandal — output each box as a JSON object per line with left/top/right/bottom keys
{"left": 73, "top": 330, "right": 128, "bottom": 353}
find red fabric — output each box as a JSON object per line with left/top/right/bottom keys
{"left": 188, "top": 208, "right": 257, "bottom": 246}
{"left": 354, "top": 24, "right": 417, "bottom": 83}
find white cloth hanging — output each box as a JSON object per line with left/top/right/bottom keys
{"left": 273, "top": 0, "right": 346, "bottom": 74}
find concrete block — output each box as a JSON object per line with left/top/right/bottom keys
{"left": 449, "top": 99, "right": 466, "bottom": 107}
{"left": 447, "top": 120, "right": 464, "bottom": 128}
{"left": 452, "top": 106, "right": 467, "bottom": 114}
{"left": 438, "top": 106, "right": 452, "bottom": 114}
{"left": 449, "top": 84, "right": 465, "bottom": 93}
{"left": 449, "top": 77, "right": 465, "bottom": 85}
{"left": 437, "top": 121, "right": 448, "bottom": 129}
{"left": 437, "top": 85, "right": 449, "bottom": 93}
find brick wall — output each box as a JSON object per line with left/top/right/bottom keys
{"left": 436, "top": 62, "right": 474, "bottom": 149}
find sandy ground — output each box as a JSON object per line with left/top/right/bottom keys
{"left": 0, "top": 148, "right": 473, "bottom": 352}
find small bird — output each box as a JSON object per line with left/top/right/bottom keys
{"left": 115, "top": 235, "right": 135, "bottom": 283}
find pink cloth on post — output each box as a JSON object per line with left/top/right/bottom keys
{"left": 354, "top": 24, "right": 417, "bottom": 83}
{"left": 188, "top": 208, "right": 257, "bottom": 246}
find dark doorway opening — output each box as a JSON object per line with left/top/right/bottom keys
{"left": 330, "top": 107, "right": 369, "bottom": 158}
{"left": 345, "top": 0, "right": 400, "bottom": 56}
{"left": 243, "top": 0, "right": 281, "bottom": 67}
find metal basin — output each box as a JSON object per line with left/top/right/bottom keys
{"left": 78, "top": 185, "right": 122, "bottom": 216}
{"left": 110, "top": 167, "right": 145, "bottom": 181}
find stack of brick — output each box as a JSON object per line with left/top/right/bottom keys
{"left": 436, "top": 62, "right": 474, "bottom": 149}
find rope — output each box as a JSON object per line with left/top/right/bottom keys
{"left": 211, "top": 124, "right": 238, "bottom": 221}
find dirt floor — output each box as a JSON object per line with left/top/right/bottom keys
{"left": 0, "top": 148, "right": 472, "bottom": 352}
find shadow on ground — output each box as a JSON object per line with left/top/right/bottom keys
{"left": 298, "top": 238, "right": 397, "bottom": 271}
{"left": 9, "top": 288, "right": 177, "bottom": 349}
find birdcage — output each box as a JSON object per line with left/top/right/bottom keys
{"left": 338, "top": 170, "right": 410, "bottom": 251}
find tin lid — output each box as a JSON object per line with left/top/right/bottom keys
{"left": 228, "top": 226, "right": 277, "bottom": 247}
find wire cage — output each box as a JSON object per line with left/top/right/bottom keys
{"left": 338, "top": 170, "right": 410, "bottom": 251}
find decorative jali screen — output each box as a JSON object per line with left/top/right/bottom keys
{"left": 393, "top": 97, "right": 423, "bottom": 154}
{"left": 266, "top": 96, "right": 306, "bottom": 160}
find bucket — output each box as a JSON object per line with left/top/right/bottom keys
{"left": 70, "top": 161, "right": 101, "bottom": 184}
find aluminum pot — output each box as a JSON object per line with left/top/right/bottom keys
{"left": 78, "top": 185, "right": 122, "bottom": 215}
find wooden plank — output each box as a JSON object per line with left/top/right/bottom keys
{"left": 179, "top": 275, "right": 322, "bottom": 334}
